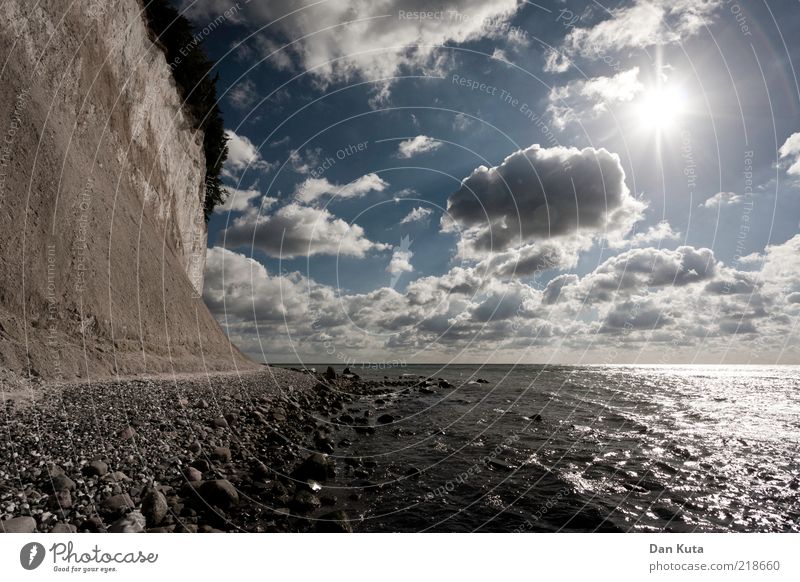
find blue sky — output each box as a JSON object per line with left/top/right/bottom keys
{"left": 179, "top": 0, "right": 800, "bottom": 364}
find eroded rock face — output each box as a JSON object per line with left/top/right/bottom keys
{"left": 0, "top": 0, "right": 253, "bottom": 379}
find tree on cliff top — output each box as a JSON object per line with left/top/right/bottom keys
{"left": 141, "top": 0, "right": 228, "bottom": 220}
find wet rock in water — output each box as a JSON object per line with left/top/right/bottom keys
{"left": 438, "top": 379, "right": 453, "bottom": 388}
{"left": 1, "top": 516, "right": 36, "bottom": 533}
{"left": 476, "top": 378, "right": 490, "bottom": 384}
{"left": 320, "top": 495, "right": 337, "bottom": 506}
{"left": 101, "top": 493, "right": 134, "bottom": 515}
{"left": 405, "top": 466, "right": 421, "bottom": 479}
{"left": 324, "top": 366, "right": 337, "bottom": 381}
{"left": 419, "top": 387, "right": 435, "bottom": 394}
{"left": 293, "top": 453, "right": 334, "bottom": 481}
{"left": 487, "top": 458, "right": 516, "bottom": 471}
{"left": 118, "top": 426, "right": 137, "bottom": 440}
{"left": 531, "top": 414, "right": 542, "bottom": 422}
{"left": 316, "top": 510, "right": 353, "bottom": 533}
{"left": 141, "top": 489, "right": 169, "bottom": 527}
{"left": 290, "top": 490, "right": 321, "bottom": 513}
{"left": 377, "top": 414, "right": 394, "bottom": 425}
{"left": 85, "top": 460, "right": 109, "bottom": 477}
{"left": 108, "top": 511, "right": 145, "bottom": 533}
{"left": 199, "top": 480, "right": 239, "bottom": 509}
{"left": 50, "top": 523, "right": 77, "bottom": 533}
{"left": 211, "top": 446, "right": 232, "bottom": 463}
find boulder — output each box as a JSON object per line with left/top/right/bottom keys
{"left": 50, "top": 523, "right": 77, "bottom": 533}
{"left": 141, "top": 489, "right": 169, "bottom": 527}
{"left": 293, "top": 453, "right": 334, "bottom": 481}
{"left": 316, "top": 510, "right": 353, "bottom": 533}
{"left": 198, "top": 480, "right": 239, "bottom": 509}
{"left": 118, "top": 426, "right": 136, "bottom": 440}
{"left": 376, "top": 414, "right": 394, "bottom": 425}
{"left": 108, "top": 511, "right": 145, "bottom": 533}
{"left": 1, "top": 516, "right": 36, "bottom": 533}
{"left": 290, "top": 490, "right": 320, "bottom": 513}
{"left": 323, "top": 366, "right": 337, "bottom": 381}
{"left": 101, "top": 493, "right": 134, "bottom": 515}
{"left": 85, "top": 460, "right": 108, "bottom": 477}
{"left": 211, "top": 446, "right": 232, "bottom": 463}
{"left": 50, "top": 474, "right": 76, "bottom": 492}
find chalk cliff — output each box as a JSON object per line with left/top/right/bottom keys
{"left": 0, "top": 0, "right": 254, "bottom": 380}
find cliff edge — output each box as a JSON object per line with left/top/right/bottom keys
{"left": 0, "top": 0, "right": 255, "bottom": 381}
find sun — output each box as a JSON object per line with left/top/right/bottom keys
{"left": 636, "top": 86, "right": 687, "bottom": 131}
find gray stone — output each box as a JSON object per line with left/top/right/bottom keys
{"left": 198, "top": 480, "right": 239, "bottom": 509}
{"left": 293, "top": 453, "right": 333, "bottom": 481}
{"left": 1, "top": 516, "right": 36, "bottom": 533}
{"left": 86, "top": 460, "right": 108, "bottom": 477}
{"left": 141, "top": 489, "right": 169, "bottom": 527}
{"left": 108, "top": 511, "right": 145, "bottom": 533}
{"left": 211, "top": 446, "right": 232, "bottom": 463}
{"left": 316, "top": 510, "right": 353, "bottom": 533}
{"left": 101, "top": 493, "right": 134, "bottom": 515}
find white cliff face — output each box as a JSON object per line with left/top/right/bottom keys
{"left": 1, "top": 0, "right": 207, "bottom": 295}
{"left": 0, "top": 0, "right": 250, "bottom": 379}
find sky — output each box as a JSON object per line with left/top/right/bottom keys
{"left": 176, "top": 0, "right": 800, "bottom": 365}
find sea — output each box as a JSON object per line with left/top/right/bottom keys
{"left": 298, "top": 364, "right": 800, "bottom": 532}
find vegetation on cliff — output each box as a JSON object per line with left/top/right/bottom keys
{"left": 141, "top": 0, "right": 228, "bottom": 219}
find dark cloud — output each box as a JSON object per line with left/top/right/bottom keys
{"left": 445, "top": 145, "right": 644, "bottom": 253}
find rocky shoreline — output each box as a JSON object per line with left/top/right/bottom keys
{"left": 0, "top": 366, "right": 454, "bottom": 533}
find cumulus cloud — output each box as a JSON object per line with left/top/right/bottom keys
{"left": 396, "top": 135, "right": 443, "bottom": 159}
{"left": 548, "top": 67, "right": 643, "bottom": 128}
{"left": 224, "top": 130, "right": 274, "bottom": 176}
{"left": 700, "top": 191, "right": 745, "bottom": 208}
{"left": 204, "top": 237, "right": 800, "bottom": 361}
{"left": 551, "top": 0, "right": 720, "bottom": 67}
{"left": 400, "top": 206, "right": 433, "bottom": 224}
{"left": 778, "top": 132, "right": 800, "bottom": 175}
{"left": 182, "top": 0, "right": 520, "bottom": 90}
{"left": 294, "top": 173, "right": 389, "bottom": 203}
{"left": 445, "top": 144, "right": 645, "bottom": 254}
{"left": 215, "top": 187, "right": 276, "bottom": 214}
{"left": 577, "top": 245, "right": 717, "bottom": 302}
{"left": 608, "top": 221, "right": 680, "bottom": 249}
{"left": 221, "top": 202, "right": 388, "bottom": 258}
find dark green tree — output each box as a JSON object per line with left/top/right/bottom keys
{"left": 141, "top": 0, "right": 228, "bottom": 219}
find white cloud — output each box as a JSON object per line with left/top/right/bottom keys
{"left": 700, "top": 191, "right": 745, "bottom": 208}
{"left": 555, "top": 0, "right": 720, "bottom": 66}
{"left": 778, "top": 132, "right": 800, "bottom": 175}
{"left": 608, "top": 221, "right": 680, "bottom": 249}
{"left": 221, "top": 202, "right": 388, "bottom": 258}
{"left": 400, "top": 207, "right": 433, "bottom": 224}
{"left": 228, "top": 79, "right": 258, "bottom": 109}
{"left": 396, "top": 135, "right": 443, "bottom": 159}
{"left": 548, "top": 67, "right": 643, "bottom": 128}
{"left": 183, "top": 0, "right": 520, "bottom": 90}
{"left": 215, "top": 187, "right": 276, "bottom": 214}
{"left": 204, "top": 236, "right": 800, "bottom": 362}
{"left": 294, "top": 173, "right": 389, "bottom": 204}
{"left": 224, "top": 130, "right": 274, "bottom": 176}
